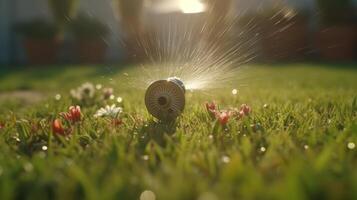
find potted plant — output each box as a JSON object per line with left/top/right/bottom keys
{"left": 15, "top": 20, "right": 59, "bottom": 65}
{"left": 69, "top": 14, "right": 109, "bottom": 63}
{"left": 316, "top": 0, "right": 356, "bottom": 60}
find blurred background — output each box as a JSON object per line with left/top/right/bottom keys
{"left": 0, "top": 0, "right": 356, "bottom": 66}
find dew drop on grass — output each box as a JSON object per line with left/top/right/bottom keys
{"left": 96, "top": 84, "right": 102, "bottom": 90}
{"left": 347, "top": 142, "right": 355, "bottom": 150}
{"left": 140, "top": 190, "right": 156, "bottom": 200}
{"left": 55, "top": 94, "right": 61, "bottom": 101}
{"left": 260, "top": 147, "right": 266, "bottom": 152}
{"left": 221, "top": 156, "right": 230, "bottom": 163}
{"left": 142, "top": 155, "right": 149, "bottom": 161}
{"left": 14, "top": 137, "right": 21, "bottom": 143}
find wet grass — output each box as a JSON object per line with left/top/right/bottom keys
{"left": 0, "top": 63, "right": 356, "bottom": 200}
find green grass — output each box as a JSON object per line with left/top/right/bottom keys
{"left": 0, "top": 63, "right": 356, "bottom": 200}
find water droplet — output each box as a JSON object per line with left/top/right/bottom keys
{"left": 140, "top": 190, "right": 156, "bottom": 200}
{"left": 347, "top": 142, "right": 355, "bottom": 150}
{"left": 14, "top": 137, "right": 21, "bottom": 142}
{"left": 55, "top": 94, "right": 61, "bottom": 100}
{"left": 96, "top": 84, "right": 102, "bottom": 90}
{"left": 221, "top": 156, "right": 230, "bottom": 163}
{"left": 260, "top": 147, "right": 266, "bottom": 152}
{"left": 142, "top": 155, "right": 149, "bottom": 161}
{"left": 232, "top": 89, "right": 238, "bottom": 95}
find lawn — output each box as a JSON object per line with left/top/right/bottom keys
{"left": 0, "top": 63, "right": 356, "bottom": 200}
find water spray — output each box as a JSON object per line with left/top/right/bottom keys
{"left": 145, "top": 77, "right": 186, "bottom": 121}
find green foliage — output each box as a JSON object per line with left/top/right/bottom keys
{"left": 69, "top": 14, "right": 109, "bottom": 40}
{"left": 15, "top": 20, "right": 58, "bottom": 39}
{"left": 316, "top": 0, "right": 355, "bottom": 25}
{"left": 0, "top": 64, "right": 357, "bottom": 199}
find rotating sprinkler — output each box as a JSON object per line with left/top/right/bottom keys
{"left": 145, "top": 77, "right": 186, "bottom": 121}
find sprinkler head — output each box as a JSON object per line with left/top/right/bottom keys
{"left": 145, "top": 77, "right": 186, "bottom": 121}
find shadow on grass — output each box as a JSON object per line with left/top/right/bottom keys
{"left": 137, "top": 120, "right": 177, "bottom": 152}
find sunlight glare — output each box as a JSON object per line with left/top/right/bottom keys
{"left": 179, "top": 0, "right": 206, "bottom": 14}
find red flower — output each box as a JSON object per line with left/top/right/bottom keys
{"left": 240, "top": 104, "right": 251, "bottom": 115}
{"left": 52, "top": 119, "right": 65, "bottom": 135}
{"left": 234, "top": 104, "right": 252, "bottom": 120}
{"left": 217, "top": 111, "right": 230, "bottom": 125}
{"left": 205, "top": 102, "right": 252, "bottom": 125}
{"left": 206, "top": 102, "right": 216, "bottom": 111}
{"left": 62, "top": 106, "right": 81, "bottom": 123}
{"left": 206, "top": 102, "right": 218, "bottom": 118}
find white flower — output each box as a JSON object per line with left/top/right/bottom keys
{"left": 70, "top": 82, "right": 95, "bottom": 101}
{"left": 79, "top": 82, "right": 95, "bottom": 98}
{"left": 94, "top": 104, "right": 122, "bottom": 118}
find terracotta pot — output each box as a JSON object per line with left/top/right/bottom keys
{"left": 24, "top": 38, "right": 59, "bottom": 65}
{"left": 261, "top": 19, "right": 309, "bottom": 61}
{"left": 317, "top": 26, "right": 357, "bottom": 60}
{"left": 77, "top": 39, "right": 107, "bottom": 63}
